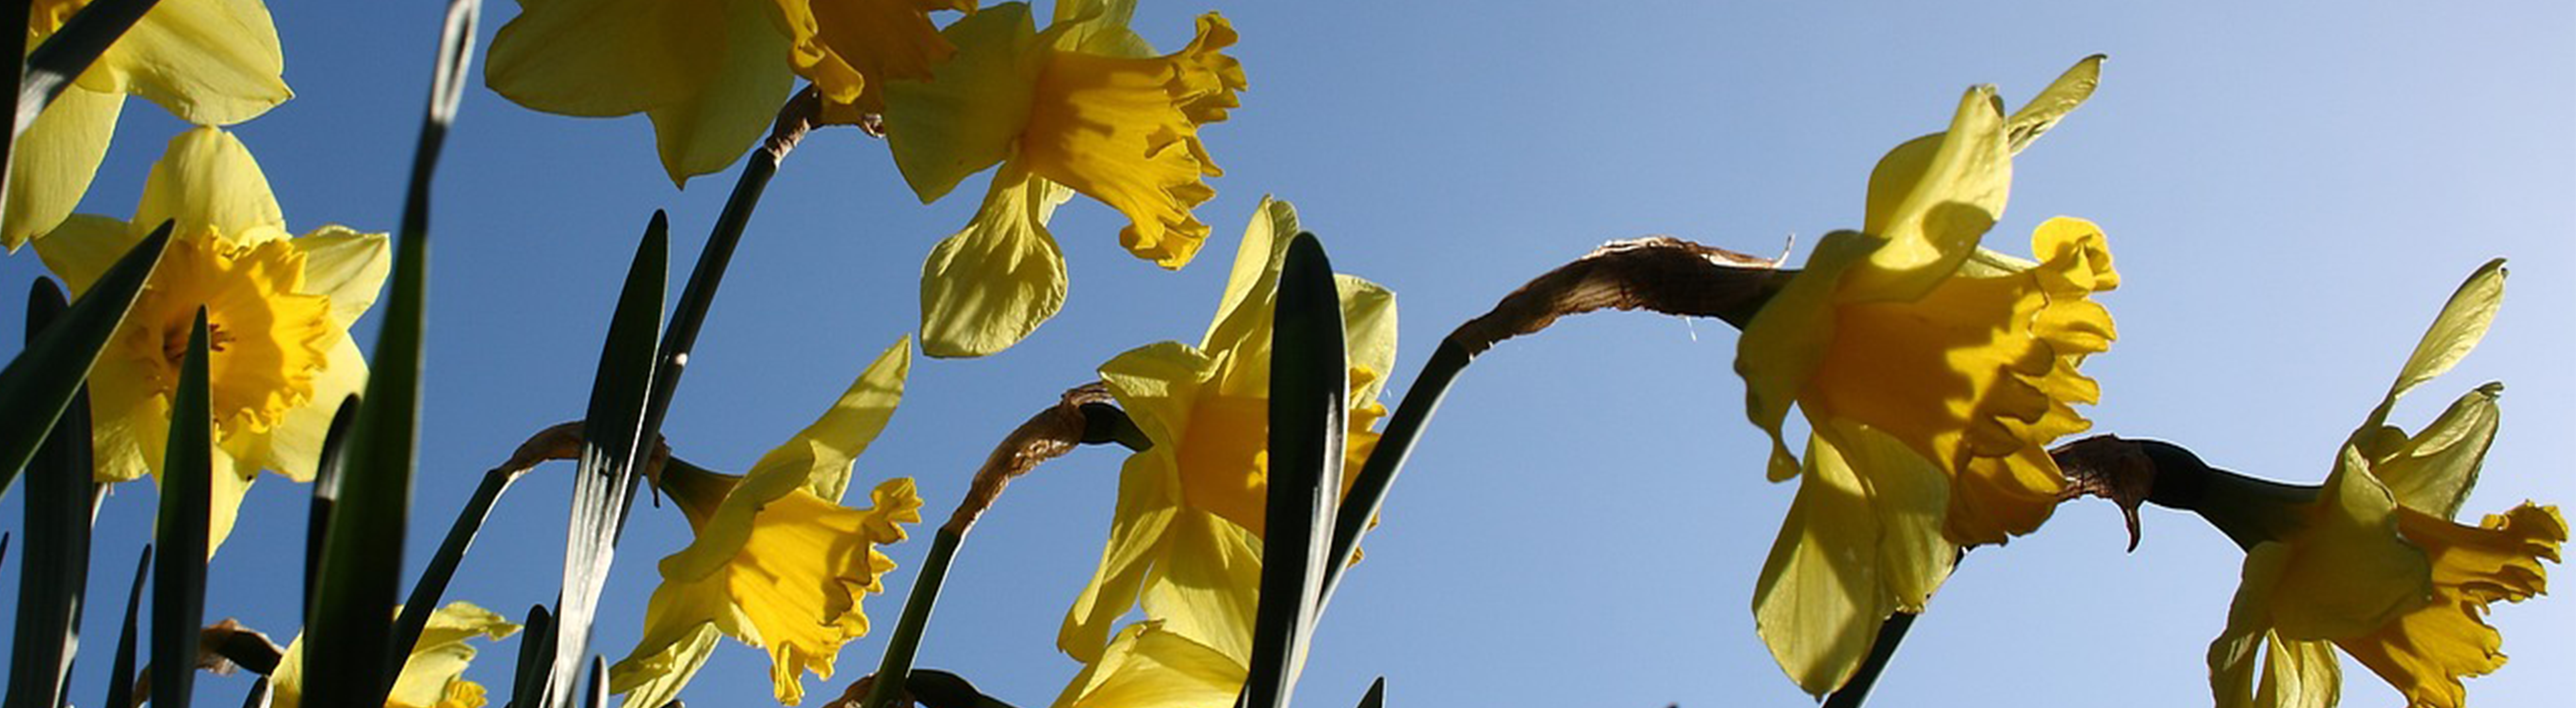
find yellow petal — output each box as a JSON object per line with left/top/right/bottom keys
{"left": 882, "top": 2, "right": 1049, "bottom": 203}
{"left": 2270, "top": 447, "right": 2431, "bottom": 640}
{"left": 1735, "top": 231, "right": 1883, "bottom": 482}
{"left": 2366, "top": 259, "right": 2506, "bottom": 433}
{"left": 640, "top": 1, "right": 797, "bottom": 185}
{"left": 653, "top": 487, "right": 907, "bottom": 704}
{"left": 2338, "top": 504, "right": 2564, "bottom": 708}
{"left": 1848, "top": 86, "right": 2010, "bottom": 302}
{"left": 1825, "top": 422, "right": 1958, "bottom": 610}
{"left": 608, "top": 621, "right": 721, "bottom": 708}
{"left": 135, "top": 128, "right": 287, "bottom": 245}
{"left": 742, "top": 336, "right": 911, "bottom": 501}
{"left": 1752, "top": 433, "right": 1889, "bottom": 697}
{"left": 1334, "top": 275, "right": 1400, "bottom": 404}
{"left": 1200, "top": 196, "right": 1295, "bottom": 350}
{"left": 1052, "top": 622, "right": 1245, "bottom": 708}
{"left": 204, "top": 449, "right": 253, "bottom": 557}
{"left": 1020, "top": 13, "right": 1245, "bottom": 268}
{"left": 386, "top": 603, "right": 522, "bottom": 708}
{"left": 2003, "top": 55, "right": 2104, "bottom": 155}
{"left": 770, "top": 0, "right": 968, "bottom": 112}
{"left": 2370, "top": 383, "right": 2502, "bottom": 520}
{"left": 2209, "top": 543, "right": 2345, "bottom": 708}
{"left": 918, "top": 165, "right": 1073, "bottom": 358}
{"left": 289, "top": 226, "right": 393, "bottom": 327}
{"left": 220, "top": 334, "right": 364, "bottom": 483}
{"left": 484, "top": 0, "right": 730, "bottom": 118}
{"left": 84, "top": 348, "right": 169, "bottom": 484}
{"left": 1138, "top": 510, "right": 1261, "bottom": 665}
{"left": 1061, "top": 448, "right": 1184, "bottom": 662}
{"left": 82, "top": 0, "right": 289, "bottom": 125}
{"left": 3, "top": 87, "right": 123, "bottom": 251}
{"left": 31, "top": 214, "right": 143, "bottom": 295}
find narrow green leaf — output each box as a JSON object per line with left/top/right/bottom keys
{"left": 0, "top": 222, "right": 170, "bottom": 496}
{"left": 1355, "top": 677, "right": 1384, "bottom": 708}
{"left": 584, "top": 656, "right": 608, "bottom": 708}
{"left": 858, "top": 529, "right": 963, "bottom": 708}
{"left": 302, "top": 396, "right": 359, "bottom": 616}
{"left": 103, "top": 546, "right": 147, "bottom": 708}
{"left": 7, "top": 278, "right": 102, "bottom": 708}
{"left": 388, "top": 465, "right": 525, "bottom": 672}
{"left": 545, "top": 215, "right": 667, "bottom": 707}
{"left": 150, "top": 309, "right": 214, "bottom": 708}
{"left": 1239, "top": 232, "right": 1348, "bottom": 708}
{"left": 306, "top": 3, "right": 479, "bottom": 701}
{"left": 1318, "top": 339, "right": 1469, "bottom": 609}
{"left": 10, "top": 0, "right": 159, "bottom": 141}
{"left": 1821, "top": 611, "right": 1919, "bottom": 708}
{"left": 508, "top": 604, "right": 556, "bottom": 708}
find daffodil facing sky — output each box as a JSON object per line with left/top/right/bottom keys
{"left": 1736, "top": 56, "right": 2120, "bottom": 697}
{"left": 32, "top": 126, "right": 387, "bottom": 555}
{"left": 4, "top": 0, "right": 290, "bottom": 251}
{"left": 1061, "top": 197, "right": 1393, "bottom": 667}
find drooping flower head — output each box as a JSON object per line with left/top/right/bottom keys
{"left": 1734, "top": 56, "right": 2119, "bottom": 696}
{"left": 33, "top": 127, "right": 388, "bottom": 555}
{"left": 2205, "top": 260, "right": 2564, "bottom": 708}
{"left": 1059, "top": 198, "right": 1395, "bottom": 664}
{"left": 608, "top": 337, "right": 921, "bottom": 707}
{"left": 484, "top": 0, "right": 971, "bottom": 184}
{"left": 271, "top": 602, "right": 523, "bottom": 708}
{"left": 5, "top": 0, "right": 291, "bottom": 250}
{"left": 885, "top": 1, "right": 1247, "bottom": 357}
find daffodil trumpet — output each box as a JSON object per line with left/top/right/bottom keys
{"left": 856, "top": 384, "right": 1149, "bottom": 708}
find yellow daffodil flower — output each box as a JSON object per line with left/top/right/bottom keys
{"left": 608, "top": 338, "right": 920, "bottom": 707}
{"left": 2207, "top": 260, "right": 2564, "bottom": 708}
{"left": 1737, "top": 56, "right": 2118, "bottom": 696}
{"left": 5, "top": 0, "right": 290, "bottom": 251}
{"left": 884, "top": 1, "right": 1246, "bottom": 357}
{"left": 271, "top": 602, "right": 523, "bottom": 708}
{"left": 1061, "top": 197, "right": 1394, "bottom": 663}
{"left": 484, "top": 0, "right": 971, "bottom": 184}
{"left": 31, "top": 127, "right": 388, "bottom": 555}
{"left": 1053, "top": 605, "right": 1251, "bottom": 708}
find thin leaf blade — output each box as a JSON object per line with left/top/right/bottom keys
{"left": 1239, "top": 232, "right": 1348, "bottom": 708}
{"left": 545, "top": 215, "right": 668, "bottom": 707}
{"left": 150, "top": 310, "right": 214, "bottom": 708}
{"left": 0, "top": 222, "right": 170, "bottom": 495}
{"left": 6, "top": 279, "right": 102, "bottom": 708}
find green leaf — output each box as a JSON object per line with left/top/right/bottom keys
{"left": 302, "top": 396, "right": 359, "bottom": 615}
{"left": 151, "top": 309, "right": 214, "bottom": 708}
{"left": 104, "top": 546, "right": 148, "bottom": 708}
{"left": 10, "top": 0, "right": 161, "bottom": 142}
{"left": 545, "top": 214, "right": 668, "bottom": 707}
{"left": 1355, "top": 677, "right": 1385, "bottom": 708}
{"left": 6, "top": 279, "right": 102, "bottom": 708}
{"left": 509, "top": 604, "right": 558, "bottom": 705}
{"left": 388, "top": 464, "right": 528, "bottom": 672}
{"left": 0, "top": 222, "right": 170, "bottom": 496}
{"left": 1319, "top": 339, "right": 1467, "bottom": 609}
{"left": 1239, "top": 232, "right": 1347, "bottom": 708}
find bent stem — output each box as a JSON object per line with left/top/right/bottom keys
{"left": 1320, "top": 237, "right": 1790, "bottom": 608}
{"left": 857, "top": 385, "right": 1148, "bottom": 708}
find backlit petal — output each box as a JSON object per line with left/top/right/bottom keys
{"left": 919, "top": 166, "right": 1073, "bottom": 358}
{"left": 3, "top": 87, "right": 123, "bottom": 251}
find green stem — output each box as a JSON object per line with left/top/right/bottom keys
{"left": 1821, "top": 612, "right": 1917, "bottom": 708}
{"left": 1318, "top": 338, "right": 1470, "bottom": 609}
{"left": 386, "top": 466, "right": 523, "bottom": 662}
{"left": 860, "top": 528, "right": 961, "bottom": 708}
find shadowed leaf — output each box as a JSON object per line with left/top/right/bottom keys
{"left": 1239, "top": 233, "right": 1347, "bottom": 708}
{"left": 0, "top": 223, "right": 169, "bottom": 496}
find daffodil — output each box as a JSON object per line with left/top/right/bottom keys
{"left": 1736, "top": 56, "right": 2119, "bottom": 696}
{"left": 32, "top": 127, "right": 387, "bottom": 554}
{"left": 1052, "top": 606, "right": 1250, "bottom": 708}
{"left": 4, "top": 0, "right": 290, "bottom": 251}
{"left": 1061, "top": 198, "right": 1394, "bottom": 663}
{"left": 270, "top": 602, "right": 523, "bottom": 708}
{"left": 2207, "top": 260, "right": 2564, "bottom": 708}
{"left": 484, "top": 0, "right": 971, "bottom": 184}
{"left": 608, "top": 337, "right": 920, "bottom": 707}
{"left": 884, "top": 1, "right": 1246, "bottom": 357}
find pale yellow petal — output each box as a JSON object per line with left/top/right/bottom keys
{"left": 1200, "top": 195, "right": 1295, "bottom": 351}
{"left": 882, "top": 2, "right": 1048, "bottom": 203}
{"left": 85, "top": 0, "right": 289, "bottom": 125}
{"left": 30, "top": 214, "right": 142, "bottom": 295}
{"left": 639, "top": 1, "right": 796, "bottom": 185}
{"left": 290, "top": 226, "right": 393, "bottom": 327}
{"left": 743, "top": 335, "right": 911, "bottom": 501}
{"left": 484, "top": 0, "right": 730, "bottom": 118}
{"left": 1846, "top": 86, "right": 2011, "bottom": 302}
{"left": 918, "top": 165, "right": 1072, "bottom": 358}
{"left": 1061, "top": 452, "right": 1181, "bottom": 662}
{"left": 1752, "top": 433, "right": 1888, "bottom": 697}
{"left": 1053, "top": 622, "right": 1245, "bottom": 708}
{"left": 2003, "top": 55, "right": 2103, "bottom": 155}
{"left": 1138, "top": 510, "right": 1260, "bottom": 665}
{"left": 221, "top": 335, "right": 364, "bottom": 483}
{"left": 2210, "top": 543, "right": 2342, "bottom": 708}
{"left": 387, "top": 602, "right": 521, "bottom": 708}
{"left": 608, "top": 622, "right": 721, "bottom": 708}
{"left": 203, "top": 449, "right": 252, "bottom": 557}
{"left": 1735, "top": 231, "right": 1883, "bottom": 482}
{"left": 2367, "top": 259, "right": 2505, "bottom": 432}
{"left": 1335, "top": 275, "right": 1399, "bottom": 405}
{"left": 135, "top": 127, "right": 285, "bottom": 244}
{"left": 1826, "top": 422, "right": 1958, "bottom": 610}
{"left": 2372, "top": 383, "right": 2502, "bottom": 520}
{"left": 3, "top": 87, "right": 123, "bottom": 251}
{"left": 2270, "top": 447, "right": 2431, "bottom": 640}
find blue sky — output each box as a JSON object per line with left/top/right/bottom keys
{"left": 2, "top": 1, "right": 2571, "bottom": 707}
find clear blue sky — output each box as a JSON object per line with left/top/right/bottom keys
{"left": 3, "top": 1, "right": 2571, "bottom": 706}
